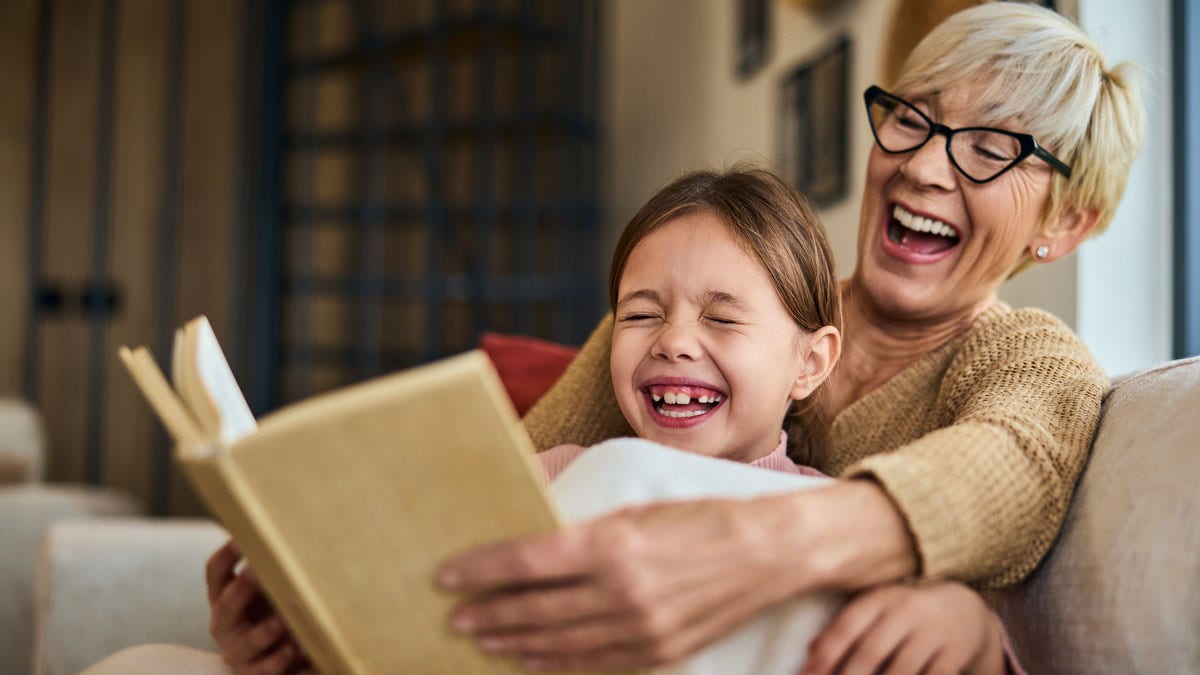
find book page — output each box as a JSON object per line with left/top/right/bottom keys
{"left": 185, "top": 316, "right": 257, "bottom": 446}
{"left": 118, "top": 346, "right": 205, "bottom": 446}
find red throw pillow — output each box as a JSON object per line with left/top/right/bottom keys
{"left": 478, "top": 332, "right": 579, "bottom": 416}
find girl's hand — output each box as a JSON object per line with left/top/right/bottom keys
{"left": 206, "top": 540, "right": 317, "bottom": 675}
{"left": 801, "top": 581, "right": 1008, "bottom": 675}
{"left": 435, "top": 482, "right": 914, "bottom": 671}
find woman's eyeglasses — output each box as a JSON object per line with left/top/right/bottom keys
{"left": 863, "top": 85, "right": 1072, "bottom": 184}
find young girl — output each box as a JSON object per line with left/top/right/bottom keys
{"left": 205, "top": 167, "right": 1020, "bottom": 675}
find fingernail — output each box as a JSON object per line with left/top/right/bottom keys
{"left": 451, "top": 613, "right": 476, "bottom": 633}
{"left": 478, "top": 637, "right": 505, "bottom": 653}
{"left": 437, "top": 568, "right": 462, "bottom": 590}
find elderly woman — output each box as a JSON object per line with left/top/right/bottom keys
{"left": 426, "top": 2, "right": 1144, "bottom": 671}
{"left": 100, "top": 3, "right": 1142, "bottom": 675}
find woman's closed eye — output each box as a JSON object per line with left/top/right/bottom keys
{"left": 970, "top": 142, "right": 1012, "bottom": 163}
{"left": 897, "top": 114, "right": 926, "bottom": 131}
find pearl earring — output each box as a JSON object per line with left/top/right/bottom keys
{"left": 1035, "top": 245, "right": 1049, "bottom": 260}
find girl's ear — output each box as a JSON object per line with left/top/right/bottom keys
{"left": 790, "top": 326, "right": 841, "bottom": 401}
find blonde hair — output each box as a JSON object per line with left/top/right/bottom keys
{"left": 893, "top": 1, "right": 1143, "bottom": 237}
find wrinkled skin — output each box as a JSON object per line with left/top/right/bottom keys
{"left": 436, "top": 482, "right": 915, "bottom": 671}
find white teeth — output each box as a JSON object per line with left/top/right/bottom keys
{"left": 660, "top": 409, "right": 705, "bottom": 418}
{"left": 892, "top": 205, "right": 956, "bottom": 238}
{"left": 651, "top": 389, "right": 723, "bottom": 408}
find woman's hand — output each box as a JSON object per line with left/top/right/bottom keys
{"left": 801, "top": 581, "right": 1008, "bottom": 675}
{"left": 206, "top": 540, "right": 316, "bottom": 675}
{"left": 439, "top": 497, "right": 797, "bottom": 670}
{"left": 436, "top": 481, "right": 916, "bottom": 671}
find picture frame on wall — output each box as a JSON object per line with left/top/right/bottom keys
{"left": 736, "top": 0, "right": 770, "bottom": 79}
{"left": 779, "top": 35, "right": 851, "bottom": 207}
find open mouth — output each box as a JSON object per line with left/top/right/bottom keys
{"left": 644, "top": 384, "right": 725, "bottom": 422}
{"left": 887, "top": 204, "right": 961, "bottom": 255}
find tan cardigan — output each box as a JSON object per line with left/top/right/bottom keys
{"left": 521, "top": 303, "right": 1106, "bottom": 589}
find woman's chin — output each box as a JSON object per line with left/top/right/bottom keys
{"left": 851, "top": 269, "right": 943, "bottom": 320}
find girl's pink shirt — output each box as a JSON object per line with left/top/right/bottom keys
{"left": 537, "top": 430, "right": 827, "bottom": 482}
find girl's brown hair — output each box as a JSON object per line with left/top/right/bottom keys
{"left": 608, "top": 165, "right": 841, "bottom": 460}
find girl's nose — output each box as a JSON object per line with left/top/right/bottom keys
{"left": 650, "top": 322, "right": 702, "bottom": 361}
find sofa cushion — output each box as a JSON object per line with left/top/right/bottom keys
{"left": 988, "top": 356, "right": 1200, "bottom": 674}
{"left": 478, "top": 332, "right": 578, "bottom": 416}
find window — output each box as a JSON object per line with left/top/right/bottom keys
{"left": 1174, "top": 0, "right": 1199, "bottom": 358}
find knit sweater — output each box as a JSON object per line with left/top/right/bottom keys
{"left": 521, "top": 302, "right": 1107, "bottom": 589}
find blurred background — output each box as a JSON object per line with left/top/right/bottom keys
{"left": 0, "top": 0, "right": 1194, "bottom": 515}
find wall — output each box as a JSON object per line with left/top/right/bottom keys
{"left": 603, "top": 0, "right": 895, "bottom": 280}
{"left": 0, "top": 0, "right": 37, "bottom": 396}
{"left": 0, "top": 0, "right": 247, "bottom": 514}
{"left": 1075, "top": 0, "right": 1174, "bottom": 375}
{"left": 603, "top": 0, "right": 1173, "bottom": 376}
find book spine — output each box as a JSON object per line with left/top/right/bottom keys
{"left": 182, "top": 454, "right": 364, "bottom": 675}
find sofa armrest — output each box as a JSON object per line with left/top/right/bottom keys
{"left": 0, "top": 399, "right": 45, "bottom": 484}
{"left": 32, "top": 517, "right": 228, "bottom": 675}
{"left": 0, "top": 485, "right": 142, "bottom": 675}
{"left": 987, "top": 356, "right": 1200, "bottom": 674}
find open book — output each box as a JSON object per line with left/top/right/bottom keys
{"left": 119, "top": 316, "right": 578, "bottom": 674}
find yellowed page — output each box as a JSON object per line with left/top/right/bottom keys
{"left": 117, "top": 346, "right": 204, "bottom": 446}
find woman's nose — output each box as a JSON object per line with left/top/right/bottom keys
{"left": 899, "top": 137, "right": 957, "bottom": 191}
{"left": 651, "top": 323, "right": 702, "bottom": 361}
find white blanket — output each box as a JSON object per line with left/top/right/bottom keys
{"left": 548, "top": 438, "right": 844, "bottom": 675}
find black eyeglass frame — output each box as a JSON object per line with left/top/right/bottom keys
{"left": 862, "top": 85, "right": 1073, "bottom": 184}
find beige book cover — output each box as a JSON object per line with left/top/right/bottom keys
{"left": 119, "top": 318, "right": 586, "bottom": 674}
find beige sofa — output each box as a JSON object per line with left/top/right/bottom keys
{"left": 0, "top": 398, "right": 45, "bottom": 483}
{"left": 989, "top": 355, "right": 1200, "bottom": 672}
{"left": 0, "top": 399, "right": 143, "bottom": 675}
{"left": 34, "top": 518, "right": 227, "bottom": 675}
{"left": 6, "top": 357, "right": 1199, "bottom": 674}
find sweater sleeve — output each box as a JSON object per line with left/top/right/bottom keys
{"left": 842, "top": 310, "right": 1107, "bottom": 588}
{"left": 521, "top": 314, "right": 633, "bottom": 451}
